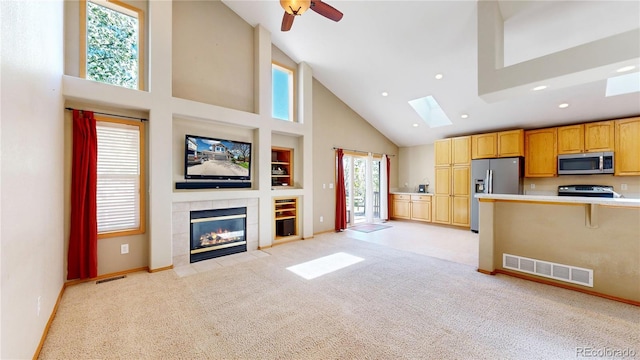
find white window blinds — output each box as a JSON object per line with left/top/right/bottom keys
{"left": 96, "top": 121, "right": 141, "bottom": 234}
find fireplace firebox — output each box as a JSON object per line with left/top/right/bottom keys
{"left": 190, "top": 207, "right": 247, "bottom": 263}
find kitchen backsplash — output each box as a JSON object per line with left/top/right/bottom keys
{"left": 523, "top": 174, "right": 640, "bottom": 198}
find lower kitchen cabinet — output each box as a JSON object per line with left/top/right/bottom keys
{"left": 392, "top": 194, "right": 411, "bottom": 219}
{"left": 391, "top": 194, "right": 431, "bottom": 222}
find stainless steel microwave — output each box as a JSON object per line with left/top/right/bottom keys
{"left": 558, "top": 152, "right": 614, "bottom": 175}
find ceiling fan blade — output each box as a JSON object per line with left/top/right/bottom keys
{"left": 281, "top": 12, "right": 294, "bottom": 31}
{"left": 310, "top": 0, "right": 343, "bottom": 22}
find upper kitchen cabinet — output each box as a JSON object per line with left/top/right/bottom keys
{"left": 525, "top": 127, "right": 558, "bottom": 177}
{"left": 497, "top": 129, "right": 524, "bottom": 157}
{"left": 584, "top": 120, "right": 614, "bottom": 152}
{"left": 452, "top": 136, "right": 471, "bottom": 165}
{"left": 471, "top": 133, "right": 497, "bottom": 159}
{"left": 558, "top": 121, "right": 614, "bottom": 154}
{"left": 557, "top": 124, "right": 585, "bottom": 154}
{"left": 472, "top": 130, "right": 524, "bottom": 159}
{"left": 615, "top": 117, "right": 640, "bottom": 176}
{"left": 435, "top": 138, "right": 451, "bottom": 166}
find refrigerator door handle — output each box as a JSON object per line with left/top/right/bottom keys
{"left": 488, "top": 169, "right": 493, "bottom": 194}
{"left": 484, "top": 170, "right": 490, "bottom": 194}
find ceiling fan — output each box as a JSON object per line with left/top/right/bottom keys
{"left": 280, "top": 0, "right": 343, "bottom": 32}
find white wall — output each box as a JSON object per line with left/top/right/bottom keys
{"left": 1, "top": 1, "right": 65, "bottom": 358}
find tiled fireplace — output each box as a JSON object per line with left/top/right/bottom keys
{"left": 172, "top": 199, "right": 258, "bottom": 267}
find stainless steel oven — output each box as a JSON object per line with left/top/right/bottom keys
{"left": 558, "top": 152, "right": 614, "bottom": 175}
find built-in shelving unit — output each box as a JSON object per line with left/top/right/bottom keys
{"left": 274, "top": 197, "right": 299, "bottom": 244}
{"left": 271, "top": 147, "right": 293, "bottom": 188}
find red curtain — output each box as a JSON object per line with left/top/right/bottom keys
{"left": 335, "top": 148, "right": 347, "bottom": 231}
{"left": 386, "top": 155, "right": 391, "bottom": 221}
{"left": 67, "top": 110, "right": 98, "bottom": 280}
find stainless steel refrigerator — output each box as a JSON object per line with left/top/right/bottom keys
{"left": 470, "top": 157, "right": 523, "bottom": 232}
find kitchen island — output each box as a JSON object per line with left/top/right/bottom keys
{"left": 476, "top": 194, "right": 640, "bottom": 304}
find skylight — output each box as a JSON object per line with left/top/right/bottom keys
{"left": 408, "top": 96, "right": 452, "bottom": 128}
{"left": 286, "top": 252, "right": 364, "bottom": 280}
{"left": 605, "top": 72, "right": 640, "bottom": 97}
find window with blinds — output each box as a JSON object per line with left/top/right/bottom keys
{"left": 96, "top": 118, "right": 145, "bottom": 237}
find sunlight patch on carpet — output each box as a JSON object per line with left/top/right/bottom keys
{"left": 287, "top": 252, "right": 364, "bottom": 280}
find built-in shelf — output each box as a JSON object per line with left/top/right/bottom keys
{"left": 272, "top": 147, "right": 293, "bottom": 188}
{"left": 274, "top": 197, "right": 299, "bottom": 244}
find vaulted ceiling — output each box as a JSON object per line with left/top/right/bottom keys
{"left": 222, "top": 0, "right": 640, "bottom": 147}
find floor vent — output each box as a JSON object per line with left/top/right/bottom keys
{"left": 503, "top": 254, "right": 593, "bottom": 287}
{"left": 96, "top": 275, "right": 126, "bottom": 284}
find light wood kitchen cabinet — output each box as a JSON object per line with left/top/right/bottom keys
{"left": 558, "top": 121, "right": 614, "bottom": 154}
{"left": 584, "top": 120, "right": 614, "bottom": 152}
{"left": 471, "top": 133, "right": 497, "bottom": 159}
{"left": 391, "top": 194, "right": 411, "bottom": 219}
{"left": 525, "top": 128, "right": 558, "bottom": 177}
{"left": 435, "top": 138, "right": 451, "bottom": 166}
{"left": 472, "top": 130, "right": 524, "bottom": 159}
{"left": 557, "top": 124, "right": 585, "bottom": 154}
{"left": 497, "top": 129, "right": 524, "bottom": 157}
{"left": 452, "top": 136, "right": 471, "bottom": 165}
{"left": 410, "top": 195, "right": 431, "bottom": 222}
{"left": 391, "top": 194, "right": 431, "bottom": 222}
{"left": 615, "top": 117, "right": 640, "bottom": 176}
{"left": 451, "top": 166, "right": 470, "bottom": 227}
{"left": 433, "top": 195, "right": 451, "bottom": 224}
{"left": 432, "top": 164, "right": 470, "bottom": 227}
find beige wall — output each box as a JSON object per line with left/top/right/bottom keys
{"left": 64, "top": 103, "right": 150, "bottom": 276}
{"left": 172, "top": 0, "right": 254, "bottom": 112}
{"left": 397, "top": 144, "right": 435, "bottom": 193}
{"left": 312, "top": 79, "right": 399, "bottom": 233}
{"left": 492, "top": 202, "right": 640, "bottom": 302}
{"left": 524, "top": 175, "right": 640, "bottom": 198}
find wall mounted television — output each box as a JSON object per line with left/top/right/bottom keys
{"left": 184, "top": 134, "right": 251, "bottom": 181}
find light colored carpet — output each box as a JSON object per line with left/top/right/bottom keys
{"left": 39, "top": 232, "right": 639, "bottom": 359}
{"left": 348, "top": 223, "right": 392, "bottom": 233}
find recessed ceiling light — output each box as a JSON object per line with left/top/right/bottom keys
{"left": 412, "top": 123, "right": 419, "bottom": 127}
{"left": 558, "top": 103, "right": 569, "bottom": 108}
{"left": 461, "top": 114, "right": 469, "bottom": 119}
{"left": 532, "top": 85, "right": 547, "bottom": 91}
{"left": 381, "top": 92, "right": 388, "bottom": 97}
{"left": 616, "top": 65, "right": 636, "bottom": 73}
{"left": 435, "top": 74, "right": 443, "bottom": 80}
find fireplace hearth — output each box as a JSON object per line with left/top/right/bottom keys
{"left": 190, "top": 207, "right": 247, "bottom": 263}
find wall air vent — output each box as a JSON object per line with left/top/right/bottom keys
{"left": 503, "top": 254, "right": 593, "bottom": 287}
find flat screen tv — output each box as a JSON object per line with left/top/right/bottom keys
{"left": 184, "top": 134, "right": 251, "bottom": 181}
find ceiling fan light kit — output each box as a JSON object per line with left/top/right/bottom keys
{"left": 280, "top": 0, "right": 344, "bottom": 32}
{"left": 280, "top": 0, "right": 311, "bottom": 15}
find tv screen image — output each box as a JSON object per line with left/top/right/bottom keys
{"left": 185, "top": 135, "right": 251, "bottom": 180}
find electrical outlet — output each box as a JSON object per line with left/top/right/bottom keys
{"left": 621, "top": 184, "right": 628, "bottom": 190}
{"left": 121, "top": 244, "right": 129, "bottom": 254}
{"left": 37, "top": 296, "right": 41, "bottom": 317}
{"left": 530, "top": 184, "right": 536, "bottom": 189}
{"left": 320, "top": 216, "right": 324, "bottom": 223}
{"left": 329, "top": 183, "right": 334, "bottom": 189}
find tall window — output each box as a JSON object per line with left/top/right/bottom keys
{"left": 81, "top": 0, "right": 144, "bottom": 90}
{"left": 272, "top": 63, "right": 295, "bottom": 121}
{"left": 96, "top": 116, "right": 145, "bottom": 237}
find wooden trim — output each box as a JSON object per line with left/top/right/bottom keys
{"left": 477, "top": 268, "right": 495, "bottom": 275}
{"left": 258, "top": 245, "right": 272, "bottom": 250}
{"left": 80, "top": 0, "right": 145, "bottom": 90}
{"left": 495, "top": 269, "right": 640, "bottom": 307}
{"left": 65, "top": 266, "right": 149, "bottom": 287}
{"left": 32, "top": 284, "right": 66, "bottom": 360}
{"left": 94, "top": 115, "right": 146, "bottom": 239}
{"left": 149, "top": 265, "right": 173, "bottom": 273}
{"left": 312, "top": 229, "right": 335, "bottom": 236}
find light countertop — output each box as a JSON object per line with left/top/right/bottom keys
{"left": 391, "top": 192, "right": 433, "bottom": 196}
{"left": 475, "top": 193, "right": 640, "bottom": 208}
